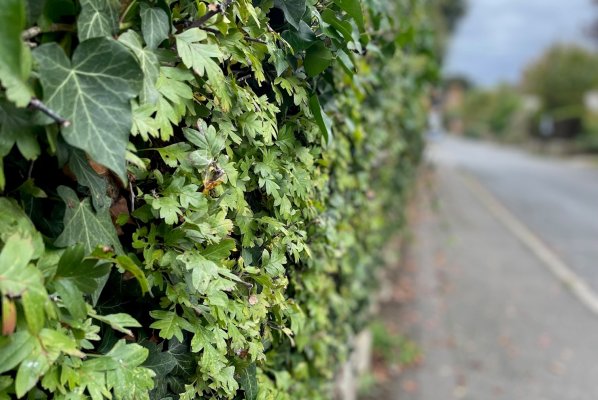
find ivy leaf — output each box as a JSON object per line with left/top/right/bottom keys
{"left": 77, "top": 0, "right": 119, "bottom": 41}
{"left": 140, "top": 4, "right": 170, "bottom": 50}
{"left": 304, "top": 41, "right": 333, "bottom": 77}
{"left": 333, "top": 0, "right": 364, "bottom": 31}
{"left": 236, "top": 362, "right": 258, "bottom": 400}
{"left": 34, "top": 38, "right": 143, "bottom": 181}
{"left": 0, "top": 0, "right": 32, "bottom": 107}
{"left": 55, "top": 244, "right": 111, "bottom": 294}
{"left": 321, "top": 9, "right": 353, "bottom": 41}
{"left": 54, "top": 186, "right": 124, "bottom": 254}
{"left": 308, "top": 94, "right": 333, "bottom": 144}
{"left": 274, "top": 0, "right": 307, "bottom": 30}
{"left": 166, "top": 338, "right": 195, "bottom": 379}
{"left": 69, "top": 149, "right": 108, "bottom": 211}
{"left": 119, "top": 30, "right": 161, "bottom": 105}
{"left": 141, "top": 341, "right": 177, "bottom": 377}
{"left": 0, "top": 99, "right": 40, "bottom": 188}
{"left": 281, "top": 21, "right": 316, "bottom": 52}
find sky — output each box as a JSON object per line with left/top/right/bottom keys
{"left": 444, "top": 0, "right": 596, "bottom": 87}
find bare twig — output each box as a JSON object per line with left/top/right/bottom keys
{"left": 28, "top": 98, "right": 71, "bottom": 127}
{"left": 22, "top": 27, "right": 41, "bottom": 40}
{"left": 199, "top": 26, "right": 267, "bottom": 44}
{"left": 176, "top": 0, "right": 235, "bottom": 30}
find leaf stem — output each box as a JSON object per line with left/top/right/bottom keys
{"left": 28, "top": 98, "right": 71, "bottom": 127}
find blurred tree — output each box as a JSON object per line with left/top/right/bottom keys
{"left": 429, "top": 0, "right": 467, "bottom": 59}
{"left": 439, "top": 0, "right": 467, "bottom": 34}
{"left": 522, "top": 45, "right": 598, "bottom": 137}
{"left": 523, "top": 45, "right": 598, "bottom": 112}
{"left": 458, "top": 85, "right": 526, "bottom": 140}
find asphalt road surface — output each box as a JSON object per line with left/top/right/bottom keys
{"left": 384, "top": 136, "right": 598, "bottom": 400}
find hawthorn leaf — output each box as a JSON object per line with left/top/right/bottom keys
{"left": 115, "top": 255, "right": 150, "bottom": 294}
{"left": 54, "top": 186, "right": 124, "bottom": 254}
{"left": 39, "top": 328, "right": 85, "bottom": 357}
{"left": 0, "top": 331, "right": 37, "bottom": 374}
{"left": 91, "top": 312, "right": 142, "bottom": 336}
{"left": 15, "top": 351, "right": 51, "bottom": 398}
{"left": 77, "top": 0, "right": 119, "bottom": 41}
{"left": 140, "top": 4, "right": 170, "bottom": 49}
{"left": 54, "top": 279, "right": 87, "bottom": 320}
{"left": 69, "top": 149, "right": 108, "bottom": 211}
{"left": 0, "top": 0, "right": 32, "bottom": 106}
{"left": 175, "top": 28, "right": 222, "bottom": 79}
{"left": 0, "top": 234, "right": 43, "bottom": 298}
{"left": 33, "top": 38, "right": 143, "bottom": 181}
{"left": 274, "top": 0, "right": 306, "bottom": 30}
{"left": 103, "top": 340, "right": 155, "bottom": 399}
{"left": 304, "top": 41, "right": 333, "bottom": 77}
{"left": 309, "top": 94, "right": 333, "bottom": 144}
{"left": 149, "top": 310, "right": 193, "bottom": 341}
{"left": 0, "top": 197, "right": 44, "bottom": 258}
{"left": 202, "top": 239, "right": 236, "bottom": 261}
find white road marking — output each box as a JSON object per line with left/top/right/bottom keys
{"left": 460, "top": 170, "right": 598, "bottom": 316}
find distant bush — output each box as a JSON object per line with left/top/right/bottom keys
{"left": 453, "top": 85, "right": 529, "bottom": 141}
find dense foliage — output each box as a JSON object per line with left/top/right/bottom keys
{"left": 0, "top": 0, "right": 437, "bottom": 398}
{"left": 523, "top": 45, "right": 598, "bottom": 116}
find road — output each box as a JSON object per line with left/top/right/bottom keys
{"left": 370, "top": 136, "right": 598, "bottom": 400}
{"left": 431, "top": 137, "right": 598, "bottom": 292}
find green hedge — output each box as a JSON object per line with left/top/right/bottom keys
{"left": 0, "top": 0, "right": 437, "bottom": 398}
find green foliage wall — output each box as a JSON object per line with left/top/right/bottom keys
{"left": 0, "top": 0, "right": 436, "bottom": 398}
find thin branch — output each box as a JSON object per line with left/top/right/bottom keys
{"left": 22, "top": 27, "right": 41, "bottom": 40}
{"left": 199, "top": 26, "right": 267, "bottom": 44}
{"left": 176, "top": 0, "right": 235, "bottom": 30}
{"left": 28, "top": 98, "right": 71, "bottom": 127}
{"left": 243, "top": 36, "right": 267, "bottom": 44}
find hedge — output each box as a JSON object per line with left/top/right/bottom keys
{"left": 0, "top": 0, "right": 437, "bottom": 398}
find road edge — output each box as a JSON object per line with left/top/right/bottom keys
{"left": 459, "top": 169, "right": 598, "bottom": 317}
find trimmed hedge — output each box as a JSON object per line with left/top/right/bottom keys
{"left": 0, "top": 0, "right": 437, "bottom": 398}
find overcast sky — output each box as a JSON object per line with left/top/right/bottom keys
{"left": 444, "top": 0, "right": 596, "bottom": 86}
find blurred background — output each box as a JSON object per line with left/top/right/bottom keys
{"left": 443, "top": 0, "right": 598, "bottom": 151}
{"left": 359, "top": 1, "right": 598, "bottom": 399}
